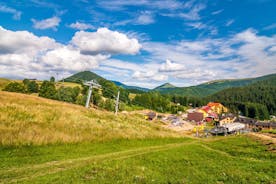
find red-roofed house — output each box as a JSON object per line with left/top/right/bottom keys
{"left": 207, "top": 102, "right": 228, "bottom": 114}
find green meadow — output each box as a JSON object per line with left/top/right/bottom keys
{"left": 0, "top": 136, "right": 275, "bottom": 184}
{"left": 0, "top": 91, "right": 275, "bottom": 183}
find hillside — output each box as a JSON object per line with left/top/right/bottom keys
{"left": 1, "top": 92, "right": 275, "bottom": 183}
{"left": 64, "top": 71, "right": 105, "bottom": 83}
{"left": 64, "top": 71, "right": 131, "bottom": 103}
{"left": 112, "top": 80, "right": 149, "bottom": 92}
{"left": 0, "top": 78, "right": 11, "bottom": 90}
{"left": 0, "top": 91, "right": 180, "bottom": 146}
{"left": 154, "top": 82, "right": 175, "bottom": 91}
{"left": 154, "top": 73, "right": 276, "bottom": 97}
{"left": 208, "top": 75, "right": 276, "bottom": 115}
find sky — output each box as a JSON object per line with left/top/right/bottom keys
{"left": 0, "top": 0, "right": 275, "bottom": 89}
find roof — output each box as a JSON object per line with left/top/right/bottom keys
{"left": 208, "top": 112, "right": 218, "bottom": 118}
{"left": 200, "top": 106, "right": 211, "bottom": 113}
{"left": 207, "top": 102, "right": 222, "bottom": 107}
{"left": 147, "top": 112, "right": 156, "bottom": 118}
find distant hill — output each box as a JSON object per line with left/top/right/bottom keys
{"left": 112, "top": 81, "right": 149, "bottom": 92}
{"left": 207, "top": 75, "right": 276, "bottom": 116}
{"left": 64, "top": 71, "right": 105, "bottom": 83}
{"left": 153, "top": 73, "right": 276, "bottom": 97}
{"left": 64, "top": 71, "right": 130, "bottom": 101}
{"left": 154, "top": 83, "right": 175, "bottom": 91}
{"left": 63, "top": 71, "right": 276, "bottom": 98}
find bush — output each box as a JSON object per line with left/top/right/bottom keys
{"left": 55, "top": 86, "right": 81, "bottom": 103}
{"left": 39, "top": 81, "right": 57, "bottom": 99}
{"left": 27, "top": 81, "right": 39, "bottom": 93}
{"left": 3, "top": 82, "right": 26, "bottom": 93}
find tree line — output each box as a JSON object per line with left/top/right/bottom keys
{"left": 3, "top": 75, "right": 275, "bottom": 119}
{"left": 206, "top": 78, "right": 276, "bottom": 120}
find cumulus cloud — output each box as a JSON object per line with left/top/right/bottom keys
{"left": 132, "top": 71, "right": 168, "bottom": 82}
{"left": 69, "top": 21, "right": 94, "bottom": 30}
{"left": 71, "top": 28, "right": 142, "bottom": 55}
{"left": 140, "top": 29, "right": 276, "bottom": 86}
{"left": 0, "top": 5, "right": 22, "bottom": 20}
{"left": 31, "top": 16, "right": 61, "bottom": 30}
{"left": 0, "top": 26, "right": 59, "bottom": 55}
{"left": 0, "top": 26, "right": 142, "bottom": 79}
{"left": 159, "top": 59, "right": 185, "bottom": 72}
{"left": 40, "top": 46, "right": 107, "bottom": 71}
{"left": 268, "top": 46, "right": 276, "bottom": 52}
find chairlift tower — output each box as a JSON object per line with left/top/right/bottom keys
{"left": 84, "top": 80, "right": 101, "bottom": 108}
{"left": 115, "top": 90, "right": 120, "bottom": 115}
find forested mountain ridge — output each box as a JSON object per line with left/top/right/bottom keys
{"left": 154, "top": 73, "right": 276, "bottom": 97}
{"left": 207, "top": 75, "right": 276, "bottom": 118}
{"left": 112, "top": 81, "right": 149, "bottom": 92}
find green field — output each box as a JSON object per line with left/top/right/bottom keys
{"left": 0, "top": 136, "right": 275, "bottom": 183}
{"left": 0, "top": 91, "right": 275, "bottom": 183}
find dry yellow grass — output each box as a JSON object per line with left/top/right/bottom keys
{"left": 0, "top": 78, "right": 11, "bottom": 90}
{"left": 0, "top": 91, "right": 181, "bottom": 146}
{"left": 55, "top": 81, "right": 81, "bottom": 88}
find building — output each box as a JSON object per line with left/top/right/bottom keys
{"left": 219, "top": 116, "right": 236, "bottom": 126}
{"left": 207, "top": 102, "right": 228, "bottom": 114}
{"left": 145, "top": 112, "right": 157, "bottom": 120}
{"left": 187, "top": 112, "right": 204, "bottom": 122}
{"left": 205, "top": 112, "right": 219, "bottom": 123}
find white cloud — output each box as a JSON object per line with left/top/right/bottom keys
{"left": 132, "top": 71, "right": 168, "bottom": 82}
{"left": 0, "top": 25, "right": 275, "bottom": 88}
{"left": 163, "top": 2, "right": 206, "bottom": 20}
{"left": 31, "top": 16, "right": 61, "bottom": 30}
{"left": 226, "top": 19, "right": 234, "bottom": 27}
{"left": 179, "top": 3, "right": 205, "bottom": 20}
{"left": 114, "top": 11, "right": 155, "bottom": 26}
{"left": 212, "top": 9, "right": 223, "bottom": 15}
{"left": 98, "top": 0, "right": 183, "bottom": 11}
{"left": 0, "top": 26, "right": 143, "bottom": 80}
{"left": 140, "top": 29, "right": 276, "bottom": 86}
{"left": 0, "top": 26, "right": 103, "bottom": 78}
{"left": 263, "top": 23, "right": 276, "bottom": 30}
{"left": 40, "top": 46, "right": 108, "bottom": 71}
{"left": 69, "top": 21, "right": 94, "bottom": 30}
{"left": 268, "top": 46, "right": 276, "bottom": 52}
{"left": 71, "top": 28, "right": 142, "bottom": 55}
{"left": 159, "top": 59, "right": 185, "bottom": 72}
{"left": 0, "top": 26, "right": 59, "bottom": 55}
{"left": 135, "top": 11, "right": 155, "bottom": 25}
{"left": 186, "top": 22, "right": 207, "bottom": 29}
{"left": 234, "top": 28, "right": 258, "bottom": 43}
{"left": 0, "top": 5, "right": 22, "bottom": 20}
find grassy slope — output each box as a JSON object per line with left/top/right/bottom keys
{"left": 0, "top": 91, "right": 275, "bottom": 183}
{"left": 0, "top": 136, "right": 275, "bottom": 183}
{"left": 0, "top": 91, "right": 179, "bottom": 146}
{"left": 0, "top": 78, "right": 11, "bottom": 90}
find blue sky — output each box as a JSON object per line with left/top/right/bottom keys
{"left": 0, "top": 0, "right": 275, "bottom": 88}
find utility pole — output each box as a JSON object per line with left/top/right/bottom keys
{"left": 84, "top": 80, "right": 101, "bottom": 109}
{"left": 115, "top": 90, "right": 120, "bottom": 115}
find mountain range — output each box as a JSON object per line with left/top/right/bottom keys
{"left": 64, "top": 71, "right": 276, "bottom": 97}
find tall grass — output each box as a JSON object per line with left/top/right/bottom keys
{"left": 0, "top": 91, "right": 181, "bottom": 146}
{"left": 0, "top": 78, "right": 11, "bottom": 90}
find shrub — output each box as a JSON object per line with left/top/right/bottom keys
{"left": 3, "top": 82, "right": 26, "bottom": 93}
